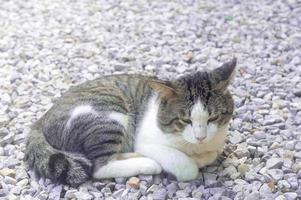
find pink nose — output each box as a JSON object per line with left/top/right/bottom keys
{"left": 196, "top": 136, "right": 206, "bottom": 142}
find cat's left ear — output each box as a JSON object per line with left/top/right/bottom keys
{"left": 149, "top": 80, "right": 179, "bottom": 100}
{"left": 209, "top": 58, "right": 237, "bottom": 90}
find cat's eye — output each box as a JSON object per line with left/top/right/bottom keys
{"left": 174, "top": 121, "right": 185, "bottom": 131}
{"left": 180, "top": 118, "right": 192, "bottom": 124}
{"left": 208, "top": 115, "right": 219, "bottom": 123}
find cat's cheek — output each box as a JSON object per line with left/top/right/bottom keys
{"left": 206, "top": 123, "right": 218, "bottom": 141}
{"left": 182, "top": 126, "right": 199, "bottom": 144}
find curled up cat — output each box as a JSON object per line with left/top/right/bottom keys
{"left": 25, "top": 58, "right": 236, "bottom": 187}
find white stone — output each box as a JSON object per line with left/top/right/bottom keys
{"left": 267, "top": 169, "right": 283, "bottom": 181}
{"left": 266, "top": 158, "right": 283, "bottom": 169}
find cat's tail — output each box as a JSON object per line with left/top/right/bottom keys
{"left": 25, "top": 127, "right": 92, "bottom": 187}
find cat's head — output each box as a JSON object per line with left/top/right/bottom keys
{"left": 150, "top": 58, "right": 236, "bottom": 144}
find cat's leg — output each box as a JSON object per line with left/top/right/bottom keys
{"left": 93, "top": 156, "right": 162, "bottom": 179}
{"left": 191, "top": 151, "right": 219, "bottom": 168}
{"left": 114, "top": 152, "right": 143, "bottom": 160}
{"left": 135, "top": 144, "right": 199, "bottom": 182}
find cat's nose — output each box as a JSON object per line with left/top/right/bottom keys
{"left": 196, "top": 136, "right": 206, "bottom": 142}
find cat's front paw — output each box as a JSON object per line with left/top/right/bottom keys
{"left": 171, "top": 161, "right": 199, "bottom": 182}
{"left": 137, "top": 157, "right": 162, "bottom": 175}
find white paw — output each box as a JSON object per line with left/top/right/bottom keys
{"left": 137, "top": 158, "right": 162, "bottom": 175}
{"left": 171, "top": 160, "right": 199, "bottom": 182}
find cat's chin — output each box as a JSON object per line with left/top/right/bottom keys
{"left": 184, "top": 137, "right": 210, "bottom": 145}
{"left": 181, "top": 137, "right": 202, "bottom": 144}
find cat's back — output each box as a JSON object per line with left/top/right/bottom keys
{"left": 40, "top": 74, "right": 155, "bottom": 125}
{"left": 69, "top": 74, "right": 152, "bottom": 91}
{"left": 63, "top": 74, "right": 154, "bottom": 100}
{"left": 34, "top": 74, "right": 156, "bottom": 151}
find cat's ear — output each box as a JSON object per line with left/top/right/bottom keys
{"left": 209, "top": 58, "right": 237, "bottom": 90}
{"left": 149, "top": 80, "right": 179, "bottom": 100}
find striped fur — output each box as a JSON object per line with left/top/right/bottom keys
{"left": 25, "top": 59, "right": 236, "bottom": 186}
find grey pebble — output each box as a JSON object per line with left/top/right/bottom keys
{"left": 112, "top": 189, "right": 124, "bottom": 198}
{"left": 275, "top": 195, "right": 286, "bottom": 200}
{"left": 36, "top": 191, "right": 48, "bottom": 200}
{"left": 106, "top": 182, "right": 115, "bottom": 191}
{"left": 263, "top": 116, "right": 283, "bottom": 126}
{"left": 146, "top": 184, "right": 158, "bottom": 193}
{"left": 248, "top": 145, "right": 257, "bottom": 155}
{"left": 11, "top": 187, "right": 22, "bottom": 195}
{"left": 0, "top": 133, "right": 14, "bottom": 146}
{"left": 139, "top": 175, "right": 153, "bottom": 185}
{"left": 294, "top": 90, "right": 301, "bottom": 97}
{"left": 253, "top": 131, "right": 266, "bottom": 140}
{"left": 294, "top": 152, "right": 301, "bottom": 159}
{"left": 152, "top": 188, "right": 167, "bottom": 200}
{"left": 74, "top": 191, "right": 94, "bottom": 200}
{"left": 90, "top": 191, "right": 103, "bottom": 199}
{"left": 16, "top": 179, "right": 29, "bottom": 187}
{"left": 286, "top": 176, "right": 299, "bottom": 189}
{"left": 115, "top": 177, "right": 127, "bottom": 184}
{"left": 266, "top": 158, "right": 283, "bottom": 169}
{"left": 64, "top": 189, "right": 78, "bottom": 199}
{"left": 175, "top": 190, "right": 189, "bottom": 198}
{"left": 245, "top": 172, "right": 264, "bottom": 182}
{"left": 48, "top": 185, "right": 62, "bottom": 200}
{"left": 15, "top": 168, "right": 28, "bottom": 181}
{"left": 284, "top": 192, "right": 298, "bottom": 200}
{"left": 278, "top": 180, "right": 291, "bottom": 192}
{"left": 245, "top": 191, "right": 260, "bottom": 200}
{"left": 209, "top": 187, "right": 225, "bottom": 196}
{"left": 0, "top": 147, "right": 4, "bottom": 156}
{"left": 166, "top": 182, "right": 179, "bottom": 198}
{"left": 128, "top": 191, "right": 142, "bottom": 200}
{"left": 100, "top": 187, "right": 112, "bottom": 196}
{"left": 153, "top": 175, "right": 163, "bottom": 185}
{"left": 222, "top": 190, "right": 236, "bottom": 199}
{"left": 4, "top": 176, "right": 16, "bottom": 185}
{"left": 259, "top": 183, "right": 276, "bottom": 198}
{"left": 93, "top": 182, "right": 106, "bottom": 191}
{"left": 219, "top": 197, "right": 232, "bottom": 200}
{"left": 295, "top": 142, "right": 301, "bottom": 151}
{"left": 203, "top": 173, "right": 218, "bottom": 187}
{"left": 285, "top": 141, "right": 296, "bottom": 150}
{"left": 230, "top": 131, "right": 243, "bottom": 144}
{"left": 191, "top": 187, "right": 204, "bottom": 199}
{"left": 267, "top": 169, "right": 284, "bottom": 181}
{"left": 0, "top": 128, "right": 9, "bottom": 137}
{"left": 121, "top": 188, "right": 130, "bottom": 198}
{"left": 114, "top": 183, "right": 125, "bottom": 190}
{"left": 235, "top": 143, "right": 250, "bottom": 158}
{"left": 178, "top": 182, "right": 190, "bottom": 190}
{"left": 139, "top": 182, "right": 148, "bottom": 195}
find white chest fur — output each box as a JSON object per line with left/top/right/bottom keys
{"left": 135, "top": 94, "right": 169, "bottom": 149}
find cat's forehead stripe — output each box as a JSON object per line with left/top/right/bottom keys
{"left": 191, "top": 100, "right": 209, "bottom": 120}
{"left": 183, "top": 72, "right": 212, "bottom": 105}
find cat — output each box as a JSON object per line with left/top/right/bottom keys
{"left": 25, "top": 58, "right": 236, "bottom": 187}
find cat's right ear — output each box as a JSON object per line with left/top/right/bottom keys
{"left": 209, "top": 58, "right": 237, "bottom": 91}
{"left": 149, "top": 80, "right": 179, "bottom": 100}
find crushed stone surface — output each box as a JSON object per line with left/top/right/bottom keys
{"left": 0, "top": 0, "right": 301, "bottom": 199}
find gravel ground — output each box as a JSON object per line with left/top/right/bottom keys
{"left": 1, "top": 0, "right": 301, "bottom": 199}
